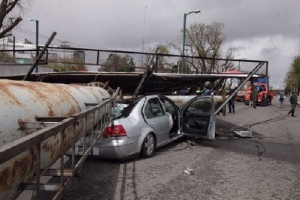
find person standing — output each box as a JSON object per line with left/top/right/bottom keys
{"left": 228, "top": 91, "right": 237, "bottom": 113}
{"left": 228, "top": 88, "right": 237, "bottom": 113}
{"left": 228, "top": 97, "right": 235, "bottom": 113}
{"left": 278, "top": 92, "right": 285, "bottom": 108}
{"left": 195, "top": 87, "right": 202, "bottom": 95}
{"left": 180, "top": 87, "right": 190, "bottom": 95}
{"left": 287, "top": 92, "right": 298, "bottom": 117}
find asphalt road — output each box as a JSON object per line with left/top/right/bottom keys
{"left": 20, "top": 100, "right": 300, "bottom": 200}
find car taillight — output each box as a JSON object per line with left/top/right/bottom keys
{"left": 103, "top": 125, "right": 127, "bottom": 138}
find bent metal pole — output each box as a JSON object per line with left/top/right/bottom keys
{"left": 23, "top": 31, "right": 57, "bottom": 81}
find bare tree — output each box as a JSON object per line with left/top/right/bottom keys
{"left": 0, "top": 0, "right": 27, "bottom": 39}
{"left": 170, "top": 21, "right": 235, "bottom": 74}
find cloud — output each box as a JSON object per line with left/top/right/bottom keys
{"left": 225, "top": 35, "right": 298, "bottom": 86}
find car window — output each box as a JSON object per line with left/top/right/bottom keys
{"left": 113, "top": 98, "right": 140, "bottom": 119}
{"left": 159, "top": 96, "right": 177, "bottom": 115}
{"left": 186, "top": 98, "right": 212, "bottom": 114}
{"left": 144, "top": 98, "right": 165, "bottom": 119}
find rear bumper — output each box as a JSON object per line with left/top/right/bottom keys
{"left": 65, "top": 137, "right": 137, "bottom": 159}
{"left": 92, "top": 139, "right": 136, "bottom": 158}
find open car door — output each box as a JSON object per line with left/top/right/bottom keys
{"left": 181, "top": 95, "right": 215, "bottom": 139}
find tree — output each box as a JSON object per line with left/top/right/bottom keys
{"left": 170, "top": 21, "right": 235, "bottom": 74}
{"left": 49, "top": 56, "right": 86, "bottom": 72}
{"left": 284, "top": 56, "right": 300, "bottom": 94}
{"left": 99, "top": 53, "right": 135, "bottom": 72}
{"left": 0, "top": 0, "right": 27, "bottom": 39}
{"left": 151, "top": 44, "right": 173, "bottom": 73}
{"left": 142, "top": 44, "right": 177, "bottom": 73}
{"left": 0, "top": 51, "right": 14, "bottom": 62}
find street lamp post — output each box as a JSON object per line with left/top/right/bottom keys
{"left": 181, "top": 10, "right": 200, "bottom": 74}
{"left": 28, "top": 18, "right": 39, "bottom": 73}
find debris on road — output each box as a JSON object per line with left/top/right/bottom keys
{"left": 231, "top": 129, "right": 253, "bottom": 138}
{"left": 186, "top": 139, "right": 196, "bottom": 146}
{"left": 184, "top": 167, "right": 194, "bottom": 175}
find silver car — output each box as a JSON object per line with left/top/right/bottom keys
{"left": 73, "top": 95, "right": 215, "bottom": 159}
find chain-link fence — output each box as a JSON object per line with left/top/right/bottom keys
{"left": 0, "top": 47, "right": 268, "bottom": 76}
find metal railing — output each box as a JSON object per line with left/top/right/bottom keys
{"left": 0, "top": 47, "right": 268, "bottom": 77}
{"left": 0, "top": 87, "right": 120, "bottom": 200}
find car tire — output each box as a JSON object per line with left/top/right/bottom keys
{"left": 140, "top": 133, "right": 156, "bottom": 158}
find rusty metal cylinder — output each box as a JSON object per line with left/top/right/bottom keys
{"left": 0, "top": 79, "right": 110, "bottom": 199}
{"left": 165, "top": 95, "right": 225, "bottom": 109}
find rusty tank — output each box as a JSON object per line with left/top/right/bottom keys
{"left": 0, "top": 79, "right": 111, "bottom": 200}
{"left": 165, "top": 95, "right": 225, "bottom": 109}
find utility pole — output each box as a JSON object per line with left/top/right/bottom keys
{"left": 142, "top": 6, "right": 147, "bottom": 53}
{"left": 298, "top": 25, "right": 300, "bottom": 56}
{"left": 13, "top": 36, "right": 15, "bottom": 61}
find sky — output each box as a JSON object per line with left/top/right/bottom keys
{"left": 11, "top": 0, "right": 300, "bottom": 88}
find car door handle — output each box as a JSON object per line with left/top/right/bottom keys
{"left": 151, "top": 122, "right": 157, "bottom": 125}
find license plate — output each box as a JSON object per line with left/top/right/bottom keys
{"left": 78, "top": 146, "right": 92, "bottom": 155}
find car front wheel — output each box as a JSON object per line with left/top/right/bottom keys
{"left": 141, "top": 133, "right": 156, "bottom": 158}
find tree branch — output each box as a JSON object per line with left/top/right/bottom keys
{"left": 6, "top": 0, "right": 19, "bottom": 15}
{"left": 0, "top": 16, "right": 21, "bottom": 38}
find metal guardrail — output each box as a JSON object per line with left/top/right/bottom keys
{"left": 0, "top": 87, "right": 120, "bottom": 200}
